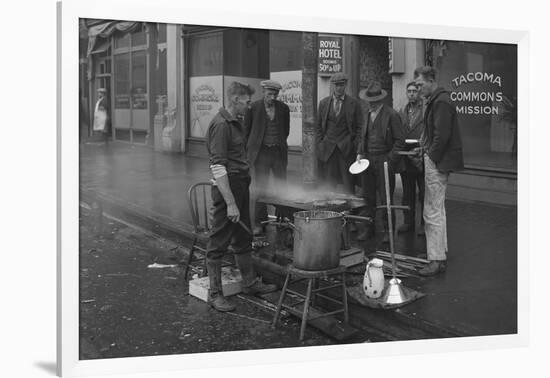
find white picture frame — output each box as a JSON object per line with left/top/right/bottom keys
{"left": 57, "top": 0, "right": 530, "bottom": 377}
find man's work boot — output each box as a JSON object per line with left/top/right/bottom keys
{"left": 418, "top": 260, "right": 447, "bottom": 277}
{"left": 206, "top": 260, "right": 236, "bottom": 312}
{"left": 234, "top": 252, "right": 277, "bottom": 295}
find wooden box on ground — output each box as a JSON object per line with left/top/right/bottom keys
{"left": 189, "top": 267, "right": 243, "bottom": 302}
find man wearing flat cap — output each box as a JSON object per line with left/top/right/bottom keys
{"left": 316, "top": 73, "right": 364, "bottom": 194}
{"left": 356, "top": 81, "right": 406, "bottom": 242}
{"left": 244, "top": 80, "right": 290, "bottom": 235}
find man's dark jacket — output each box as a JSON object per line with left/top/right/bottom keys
{"left": 357, "top": 104, "right": 406, "bottom": 170}
{"left": 398, "top": 102, "right": 424, "bottom": 143}
{"left": 398, "top": 102, "right": 425, "bottom": 172}
{"left": 244, "top": 99, "right": 290, "bottom": 166}
{"left": 316, "top": 95, "right": 363, "bottom": 162}
{"left": 424, "top": 88, "right": 464, "bottom": 172}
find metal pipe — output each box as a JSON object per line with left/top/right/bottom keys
{"left": 384, "top": 162, "right": 397, "bottom": 279}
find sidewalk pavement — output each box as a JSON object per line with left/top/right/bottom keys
{"left": 79, "top": 141, "right": 517, "bottom": 338}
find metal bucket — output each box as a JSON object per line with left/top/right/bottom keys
{"left": 291, "top": 210, "right": 344, "bottom": 271}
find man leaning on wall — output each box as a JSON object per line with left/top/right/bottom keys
{"left": 413, "top": 66, "right": 464, "bottom": 277}
{"left": 315, "top": 73, "right": 364, "bottom": 194}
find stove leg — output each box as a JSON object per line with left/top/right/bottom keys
{"left": 342, "top": 272, "right": 349, "bottom": 323}
{"left": 272, "top": 270, "right": 291, "bottom": 329}
{"left": 300, "top": 278, "right": 314, "bottom": 341}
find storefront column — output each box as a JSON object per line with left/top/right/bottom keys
{"left": 302, "top": 32, "right": 318, "bottom": 187}
{"left": 391, "top": 38, "right": 425, "bottom": 111}
{"left": 343, "top": 35, "right": 360, "bottom": 98}
{"left": 162, "top": 24, "right": 183, "bottom": 152}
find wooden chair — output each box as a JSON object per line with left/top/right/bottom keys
{"left": 184, "top": 182, "right": 233, "bottom": 279}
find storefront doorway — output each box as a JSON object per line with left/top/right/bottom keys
{"left": 112, "top": 25, "right": 150, "bottom": 144}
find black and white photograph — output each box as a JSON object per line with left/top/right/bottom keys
{"left": 76, "top": 18, "right": 518, "bottom": 358}
{"left": 23, "top": 0, "right": 548, "bottom": 377}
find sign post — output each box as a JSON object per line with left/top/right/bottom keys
{"left": 318, "top": 36, "right": 343, "bottom": 76}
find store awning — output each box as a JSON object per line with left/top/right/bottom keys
{"left": 86, "top": 20, "right": 141, "bottom": 56}
{"left": 90, "top": 38, "right": 110, "bottom": 55}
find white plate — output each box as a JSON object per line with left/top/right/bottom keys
{"left": 349, "top": 159, "right": 370, "bottom": 174}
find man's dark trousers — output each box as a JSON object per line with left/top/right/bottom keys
{"left": 324, "top": 147, "right": 355, "bottom": 194}
{"left": 361, "top": 153, "right": 396, "bottom": 232}
{"left": 400, "top": 165, "right": 424, "bottom": 228}
{"left": 207, "top": 175, "right": 252, "bottom": 261}
{"left": 254, "top": 145, "right": 286, "bottom": 224}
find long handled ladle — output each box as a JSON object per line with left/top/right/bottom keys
{"left": 380, "top": 161, "right": 417, "bottom": 305}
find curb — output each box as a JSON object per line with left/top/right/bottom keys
{"left": 80, "top": 186, "right": 470, "bottom": 340}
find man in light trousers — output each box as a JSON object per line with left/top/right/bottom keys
{"left": 413, "top": 66, "right": 464, "bottom": 276}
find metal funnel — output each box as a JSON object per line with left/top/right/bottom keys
{"left": 381, "top": 277, "right": 416, "bottom": 305}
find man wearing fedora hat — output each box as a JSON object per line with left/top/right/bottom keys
{"left": 244, "top": 80, "right": 290, "bottom": 235}
{"left": 356, "top": 81, "right": 406, "bottom": 243}
{"left": 316, "top": 73, "right": 364, "bottom": 194}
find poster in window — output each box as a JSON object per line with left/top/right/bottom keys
{"left": 270, "top": 70, "right": 302, "bottom": 147}
{"left": 115, "top": 94, "right": 130, "bottom": 109}
{"left": 189, "top": 76, "right": 223, "bottom": 138}
{"left": 132, "top": 88, "right": 148, "bottom": 109}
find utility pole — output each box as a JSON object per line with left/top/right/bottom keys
{"left": 301, "top": 32, "right": 318, "bottom": 189}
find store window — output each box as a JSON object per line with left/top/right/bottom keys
{"left": 270, "top": 31, "right": 302, "bottom": 72}
{"left": 114, "top": 53, "right": 130, "bottom": 108}
{"left": 188, "top": 29, "right": 270, "bottom": 139}
{"left": 436, "top": 41, "right": 517, "bottom": 172}
{"left": 224, "top": 29, "right": 269, "bottom": 78}
{"left": 188, "top": 32, "right": 223, "bottom": 138}
{"left": 189, "top": 33, "right": 223, "bottom": 77}
{"left": 156, "top": 24, "right": 167, "bottom": 104}
{"left": 131, "top": 50, "right": 147, "bottom": 109}
{"left": 131, "top": 24, "right": 147, "bottom": 47}
{"left": 115, "top": 33, "right": 129, "bottom": 49}
{"left": 157, "top": 23, "right": 167, "bottom": 44}
{"left": 112, "top": 25, "right": 150, "bottom": 143}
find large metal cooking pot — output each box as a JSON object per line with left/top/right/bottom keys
{"left": 290, "top": 210, "right": 345, "bottom": 271}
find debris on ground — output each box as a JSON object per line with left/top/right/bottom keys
{"left": 368, "top": 250, "right": 429, "bottom": 277}
{"left": 147, "top": 263, "right": 177, "bottom": 269}
{"left": 224, "top": 311, "right": 271, "bottom": 324}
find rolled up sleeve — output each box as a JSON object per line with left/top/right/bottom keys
{"left": 208, "top": 122, "right": 230, "bottom": 167}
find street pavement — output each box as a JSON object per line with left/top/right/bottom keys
{"left": 79, "top": 207, "right": 349, "bottom": 359}
{"left": 79, "top": 141, "right": 518, "bottom": 344}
